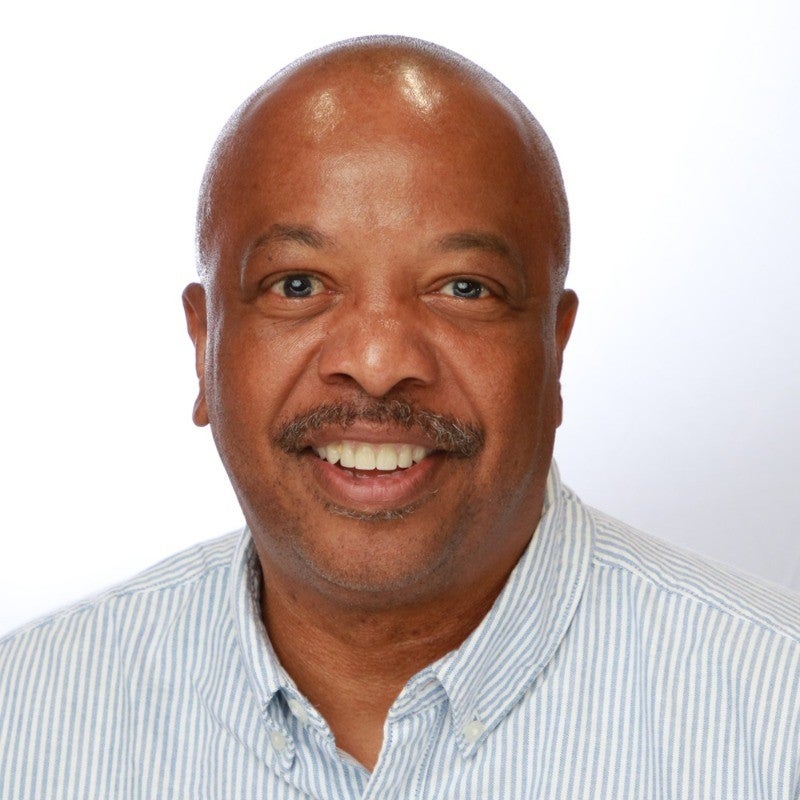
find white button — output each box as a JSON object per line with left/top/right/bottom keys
{"left": 463, "top": 719, "right": 485, "bottom": 743}
{"left": 270, "top": 730, "right": 287, "bottom": 752}
{"left": 287, "top": 698, "right": 308, "bottom": 724}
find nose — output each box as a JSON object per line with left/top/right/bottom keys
{"left": 317, "top": 302, "right": 439, "bottom": 397}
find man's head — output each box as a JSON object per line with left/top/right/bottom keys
{"left": 183, "top": 36, "right": 578, "bottom": 612}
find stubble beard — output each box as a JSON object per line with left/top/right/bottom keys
{"left": 286, "top": 486, "right": 479, "bottom": 604}
{"left": 323, "top": 488, "right": 438, "bottom": 522}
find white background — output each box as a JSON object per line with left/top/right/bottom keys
{"left": 1, "top": 0, "right": 798, "bottom": 636}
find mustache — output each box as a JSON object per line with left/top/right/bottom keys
{"left": 273, "top": 399, "right": 484, "bottom": 458}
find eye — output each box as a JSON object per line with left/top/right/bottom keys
{"left": 270, "top": 274, "right": 325, "bottom": 298}
{"left": 439, "top": 279, "right": 489, "bottom": 299}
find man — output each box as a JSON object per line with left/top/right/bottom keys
{"left": 1, "top": 36, "right": 798, "bottom": 799}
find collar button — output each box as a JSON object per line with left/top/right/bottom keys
{"left": 270, "top": 730, "right": 288, "bottom": 752}
{"left": 463, "top": 719, "right": 485, "bottom": 744}
{"left": 287, "top": 697, "right": 309, "bottom": 724}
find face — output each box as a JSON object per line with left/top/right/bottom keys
{"left": 184, "top": 67, "right": 577, "bottom": 610}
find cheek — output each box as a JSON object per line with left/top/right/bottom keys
{"left": 447, "top": 330, "right": 559, "bottom": 482}
{"left": 203, "top": 319, "right": 321, "bottom": 525}
{"left": 447, "top": 327, "right": 555, "bottom": 421}
{"left": 207, "top": 315, "right": 322, "bottom": 430}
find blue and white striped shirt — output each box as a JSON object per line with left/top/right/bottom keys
{"left": 2, "top": 464, "right": 799, "bottom": 798}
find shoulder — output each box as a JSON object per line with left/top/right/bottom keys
{"left": 586, "top": 505, "right": 800, "bottom": 645}
{"left": 0, "top": 531, "right": 248, "bottom": 797}
{"left": 0, "top": 530, "right": 242, "bottom": 654}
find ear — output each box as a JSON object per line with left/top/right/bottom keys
{"left": 554, "top": 289, "right": 578, "bottom": 427}
{"left": 555, "top": 290, "right": 578, "bottom": 367}
{"left": 182, "top": 282, "right": 210, "bottom": 427}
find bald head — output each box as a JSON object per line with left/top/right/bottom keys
{"left": 195, "top": 36, "right": 570, "bottom": 288}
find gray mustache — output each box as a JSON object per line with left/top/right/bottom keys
{"left": 274, "top": 399, "right": 484, "bottom": 458}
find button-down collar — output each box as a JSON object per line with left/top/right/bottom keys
{"left": 429, "top": 462, "right": 594, "bottom": 753}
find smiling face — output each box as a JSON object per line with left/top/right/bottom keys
{"left": 184, "top": 45, "right": 577, "bottom": 611}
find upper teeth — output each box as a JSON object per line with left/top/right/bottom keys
{"left": 314, "top": 442, "right": 430, "bottom": 471}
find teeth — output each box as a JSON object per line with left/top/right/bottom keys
{"left": 354, "top": 445, "right": 376, "bottom": 470}
{"left": 340, "top": 442, "right": 356, "bottom": 469}
{"left": 397, "top": 445, "right": 413, "bottom": 469}
{"left": 326, "top": 443, "right": 341, "bottom": 464}
{"left": 376, "top": 444, "right": 398, "bottom": 470}
{"left": 314, "top": 441, "right": 431, "bottom": 470}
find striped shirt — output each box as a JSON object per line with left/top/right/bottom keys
{"left": 1, "top": 463, "right": 799, "bottom": 799}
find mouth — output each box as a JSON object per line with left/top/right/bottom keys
{"left": 304, "top": 437, "right": 442, "bottom": 514}
{"left": 312, "top": 441, "right": 431, "bottom": 472}
{"left": 274, "top": 400, "right": 483, "bottom": 517}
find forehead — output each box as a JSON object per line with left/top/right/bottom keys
{"left": 201, "top": 55, "right": 561, "bottom": 285}
{"left": 235, "top": 62, "right": 536, "bottom": 186}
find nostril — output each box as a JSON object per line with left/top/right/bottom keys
{"left": 317, "top": 319, "right": 438, "bottom": 397}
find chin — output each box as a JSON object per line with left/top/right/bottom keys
{"left": 253, "top": 496, "right": 472, "bottom": 608}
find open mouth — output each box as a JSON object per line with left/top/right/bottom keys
{"left": 312, "top": 441, "right": 432, "bottom": 472}
{"left": 306, "top": 438, "right": 441, "bottom": 512}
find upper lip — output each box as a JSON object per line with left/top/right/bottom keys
{"left": 304, "top": 423, "right": 441, "bottom": 451}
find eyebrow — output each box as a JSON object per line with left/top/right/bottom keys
{"left": 249, "top": 224, "right": 335, "bottom": 251}
{"left": 435, "top": 230, "right": 524, "bottom": 275}
{"left": 241, "top": 224, "right": 336, "bottom": 279}
{"left": 242, "top": 225, "right": 524, "bottom": 279}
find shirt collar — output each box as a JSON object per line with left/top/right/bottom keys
{"left": 426, "top": 461, "right": 595, "bottom": 751}
{"left": 230, "top": 530, "right": 286, "bottom": 710}
{"left": 231, "top": 461, "right": 594, "bottom": 749}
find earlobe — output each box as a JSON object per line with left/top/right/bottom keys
{"left": 182, "top": 282, "right": 210, "bottom": 427}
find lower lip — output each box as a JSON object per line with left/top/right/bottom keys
{"left": 307, "top": 451, "right": 442, "bottom": 511}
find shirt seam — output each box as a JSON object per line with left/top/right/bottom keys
{"left": 592, "top": 555, "right": 800, "bottom": 647}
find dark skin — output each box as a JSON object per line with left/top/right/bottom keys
{"left": 184, "top": 41, "right": 577, "bottom": 770}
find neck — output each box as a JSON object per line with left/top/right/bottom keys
{"left": 259, "top": 568, "right": 506, "bottom": 771}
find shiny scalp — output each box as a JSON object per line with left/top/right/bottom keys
{"left": 195, "top": 35, "right": 571, "bottom": 288}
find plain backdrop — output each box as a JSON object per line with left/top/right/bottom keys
{"left": 1, "top": 0, "right": 798, "bottom": 636}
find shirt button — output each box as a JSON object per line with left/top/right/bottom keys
{"left": 463, "top": 719, "right": 485, "bottom": 743}
{"left": 270, "top": 730, "right": 287, "bottom": 752}
{"left": 287, "top": 698, "right": 308, "bottom": 724}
